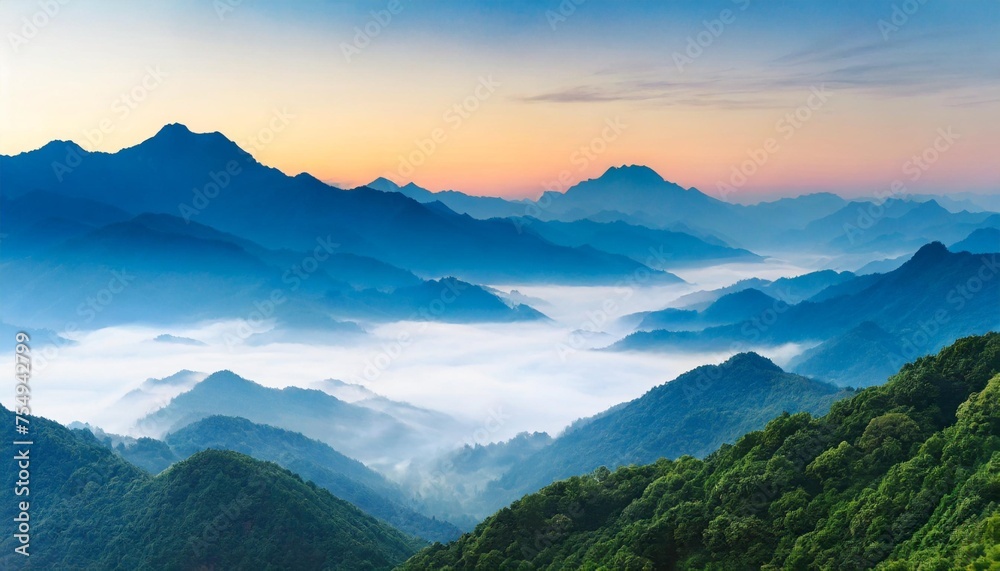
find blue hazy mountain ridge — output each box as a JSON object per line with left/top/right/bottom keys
{"left": 136, "top": 371, "right": 468, "bottom": 471}
{"left": 371, "top": 179, "right": 765, "bottom": 268}
{"left": 788, "top": 321, "right": 904, "bottom": 387}
{"left": 324, "top": 277, "right": 546, "bottom": 322}
{"left": 0, "top": 207, "right": 547, "bottom": 329}
{"left": 950, "top": 227, "right": 1000, "bottom": 254}
{"left": 612, "top": 243, "right": 1000, "bottom": 384}
{"left": 637, "top": 288, "right": 780, "bottom": 331}
{"left": 511, "top": 217, "right": 761, "bottom": 267}
{"left": 0, "top": 124, "right": 678, "bottom": 285}
{"left": 0, "top": 189, "right": 133, "bottom": 255}
{"left": 651, "top": 269, "right": 857, "bottom": 313}
{"left": 478, "top": 352, "right": 851, "bottom": 515}
{"left": 791, "top": 199, "right": 999, "bottom": 252}
{"left": 366, "top": 177, "right": 530, "bottom": 220}
{"left": 162, "top": 416, "right": 463, "bottom": 543}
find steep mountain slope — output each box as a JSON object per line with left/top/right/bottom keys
{"left": 0, "top": 407, "right": 420, "bottom": 570}
{"left": 401, "top": 333, "right": 1000, "bottom": 570}
{"left": 481, "top": 353, "right": 851, "bottom": 515}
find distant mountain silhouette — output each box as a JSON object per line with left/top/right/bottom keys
{"left": 789, "top": 321, "right": 902, "bottom": 387}
{"left": 950, "top": 227, "right": 1000, "bottom": 254}
{"left": 612, "top": 243, "right": 1000, "bottom": 367}
{"left": 1, "top": 125, "right": 672, "bottom": 284}
{"left": 137, "top": 371, "right": 468, "bottom": 471}
{"left": 514, "top": 217, "right": 760, "bottom": 267}
{"left": 638, "top": 288, "right": 779, "bottom": 331}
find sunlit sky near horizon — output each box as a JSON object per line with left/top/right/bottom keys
{"left": 2, "top": 0, "right": 999, "bottom": 199}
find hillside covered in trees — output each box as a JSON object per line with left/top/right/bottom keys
{"left": 0, "top": 407, "right": 422, "bottom": 570}
{"left": 401, "top": 333, "right": 1000, "bottom": 569}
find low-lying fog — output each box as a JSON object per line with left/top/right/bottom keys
{"left": 3, "top": 259, "right": 816, "bottom": 450}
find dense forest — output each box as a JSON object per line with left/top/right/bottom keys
{"left": 401, "top": 333, "right": 1000, "bottom": 569}
{"left": 0, "top": 409, "right": 422, "bottom": 570}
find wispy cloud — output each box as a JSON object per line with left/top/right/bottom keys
{"left": 516, "top": 30, "right": 1000, "bottom": 110}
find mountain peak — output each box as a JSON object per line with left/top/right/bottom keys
{"left": 910, "top": 241, "right": 950, "bottom": 263}
{"left": 721, "top": 351, "right": 783, "bottom": 373}
{"left": 367, "top": 176, "right": 401, "bottom": 192}
{"left": 155, "top": 122, "right": 194, "bottom": 137}
{"left": 199, "top": 370, "right": 253, "bottom": 388}
{"left": 598, "top": 164, "right": 665, "bottom": 184}
{"left": 907, "top": 198, "right": 949, "bottom": 215}
{"left": 138, "top": 123, "right": 245, "bottom": 155}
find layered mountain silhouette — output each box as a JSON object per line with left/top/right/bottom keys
{"left": 0, "top": 125, "right": 677, "bottom": 285}
{"left": 136, "top": 371, "right": 470, "bottom": 471}
{"left": 0, "top": 405, "right": 421, "bottom": 570}
{"left": 612, "top": 243, "right": 1000, "bottom": 386}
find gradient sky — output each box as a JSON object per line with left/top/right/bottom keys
{"left": 2, "top": 0, "right": 998, "bottom": 199}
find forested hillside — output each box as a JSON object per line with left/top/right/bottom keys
{"left": 402, "top": 333, "right": 1000, "bottom": 569}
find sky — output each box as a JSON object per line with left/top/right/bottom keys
{"left": 2, "top": 0, "right": 999, "bottom": 199}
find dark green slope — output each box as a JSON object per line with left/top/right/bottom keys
{"left": 401, "top": 333, "right": 1000, "bottom": 570}
{"left": 0, "top": 408, "right": 421, "bottom": 570}
{"left": 482, "top": 353, "right": 851, "bottom": 516}
{"left": 166, "top": 415, "right": 462, "bottom": 543}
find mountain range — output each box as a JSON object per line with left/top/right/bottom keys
{"left": 401, "top": 333, "right": 1000, "bottom": 569}
{"left": 612, "top": 242, "right": 1000, "bottom": 387}
{"left": 0, "top": 125, "right": 680, "bottom": 285}
{"left": 135, "top": 370, "right": 468, "bottom": 471}
{"left": 0, "top": 406, "right": 422, "bottom": 570}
